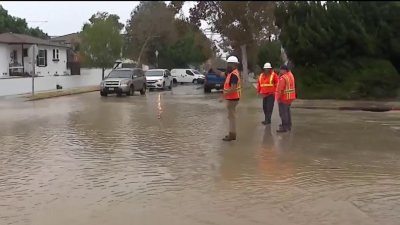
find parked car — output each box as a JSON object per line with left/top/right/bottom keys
{"left": 192, "top": 69, "right": 205, "bottom": 84}
{"left": 204, "top": 68, "right": 226, "bottom": 93}
{"left": 145, "top": 69, "right": 173, "bottom": 90}
{"left": 171, "top": 69, "right": 205, "bottom": 84}
{"left": 100, "top": 68, "right": 146, "bottom": 97}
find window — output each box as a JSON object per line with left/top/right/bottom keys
{"left": 145, "top": 71, "right": 163, "bottom": 76}
{"left": 37, "top": 49, "right": 47, "bottom": 67}
{"left": 23, "top": 48, "right": 28, "bottom": 57}
{"left": 186, "top": 70, "right": 194, "bottom": 76}
{"left": 52, "top": 49, "right": 59, "bottom": 61}
{"left": 10, "top": 50, "right": 17, "bottom": 63}
{"left": 134, "top": 69, "right": 144, "bottom": 77}
{"left": 108, "top": 70, "right": 132, "bottom": 78}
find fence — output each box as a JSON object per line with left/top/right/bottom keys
{"left": 0, "top": 68, "right": 111, "bottom": 96}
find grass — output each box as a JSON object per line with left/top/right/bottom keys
{"left": 28, "top": 86, "right": 99, "bottom": 101}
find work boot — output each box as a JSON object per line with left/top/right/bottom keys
{"left": 261, "top": 120, "right": 271, "bottom": 125}
{"left": 276, "top": 127, "right": 288, "bottom": 133}
{"left": 279, "top": 124, "right": 291, "bottom": 131}
{"left": 222, "top": 132, "right": 236, "bottom": 141}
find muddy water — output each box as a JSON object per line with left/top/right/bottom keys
{"left": 0, "top": 85, "right": 399, "bottom": 225}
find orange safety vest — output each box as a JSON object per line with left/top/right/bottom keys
{"left": 224, "top": 69, "right": 241, "bottom": 100}
{"left": 258, "top": 71, "right": 278, "bottom": 94}
{"left": 280, "top": 71, "right": 296, "bottom": 101}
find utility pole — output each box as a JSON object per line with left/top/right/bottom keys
{"left": 137, "top": 35, "right": 159, "bottom": 67}
{"left": 28, "top": 21, "right": 48, "bottom": 96}
{"left": 155, "top": 50, "right": 159, "bottom": 68}
{"left": 32, "top": 45, "right": 36, "bottom": 96}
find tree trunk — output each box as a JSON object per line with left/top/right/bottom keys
{"left": 240, "top": 44, "right": 249, "bottom": 87}
{"left": 102, "top": 68, "right": 105, "bottom": 80}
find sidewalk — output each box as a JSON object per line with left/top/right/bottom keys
{"left": 25, "top": 86, "right": 99, "bottom": 101}
{"left": 251, "top": 82, "right": 400, "bottom": 111}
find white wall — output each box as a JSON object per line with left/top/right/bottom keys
{"left": 35, "top": 45, "right": 68, "bottom": 76}
{"left": 0, "top": 68, "right": 111, "bottom": 96}
{"left": 0, "top": 44, "right": 68, "bottom": 77}
{"left": 0, "top": 44, "right": 9, "bottom": 77}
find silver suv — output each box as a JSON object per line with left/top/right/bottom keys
{"left": 100, "top": 68, "right": 146, "bottom": 97}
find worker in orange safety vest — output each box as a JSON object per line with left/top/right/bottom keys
{"left": 206, "top": 56, "right": 241, "bottom": 141}
{"left": 257, "top": 62, "right": 279, "bottom": 125}
{"left": 275, "top": 64, "right": 296, "bottom": 133}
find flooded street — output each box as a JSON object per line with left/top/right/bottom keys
{"left": 1, "top": 85, "right": 399, "bottom": 225}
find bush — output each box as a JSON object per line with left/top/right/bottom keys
{"left": 293, "top": 58, "right": 400, "bottom": 99}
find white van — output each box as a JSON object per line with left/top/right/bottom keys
{"left": 171, "top": 69, "right": 205, "bottom": 84}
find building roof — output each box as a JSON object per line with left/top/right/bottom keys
{"left": 0, "top": 32, "right": 67, "bottom": 47}
{"left": 50, "top": 32, "right": 80, "bottom": 43}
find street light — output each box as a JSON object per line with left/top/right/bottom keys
{"left": 136, "top": 35, "right": 160, "bottom": 67}
{"left": 155, "top": 50, "right": 159, "bottom": 68}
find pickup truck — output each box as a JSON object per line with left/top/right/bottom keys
{"left": 204, "top": 68, "right": 226, "bottom": 93}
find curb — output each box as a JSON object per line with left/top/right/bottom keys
{"left": 27, "top": 86, "right": 99, "bottom": 101}
{"left": 292, "top": 106, "right": 399, "bottom": 112}
{"left": 251, "top": 82, "right": 400, "bottom": 112}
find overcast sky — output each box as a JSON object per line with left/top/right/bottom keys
{"left": 0, "top": 1, "right": 225, "bottom": 56}
{"left": 0, "top": 1, "right": 198, "bottom": 36}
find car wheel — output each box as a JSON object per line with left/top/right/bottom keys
{"left": 168, "top": 81, "right": 172, "bottom": 90}
{"left": 140, "top": 85, "right": 146, "bottom": 95}
{"left": 192, "top": 79, "right": 198, "bottom": 84}
{"left": 127, "top": 85, "right": 134, "bottom": 96}
{"left": 173, "top": 79, "right": 178, "bottom": 85}
{"left": 204, "top": 87, "right": 212, "bottom": 93}
{"left": 100, "top": 91, "right": 108, "bottom": 97}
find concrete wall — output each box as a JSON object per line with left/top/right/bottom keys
{"left": 0, "top": 68, "right": 112, "bottom": 96}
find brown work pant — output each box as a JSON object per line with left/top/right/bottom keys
{"left": 227, "top": 100, "right": 239, "bottom": 134}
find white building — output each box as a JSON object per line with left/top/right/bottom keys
{"left": 0, "top": 32, "right": 69, "bottom": 78}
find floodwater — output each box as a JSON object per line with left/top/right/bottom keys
{"left": 0, "top": 85, "right": 399, "bottom": 225}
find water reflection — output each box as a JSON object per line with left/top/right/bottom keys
{"left": 257, "top": 127, "right": 295, "bottom": 181}
{"left": 157, "top": 93, "right": 163, "bottom": 119}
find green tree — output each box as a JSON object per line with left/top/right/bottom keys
{"left": 275, "top": 1, "right": 400, "bottom": 99}
{"left": 125, "top": 1, "right": 212, "bottom": 69}
{"left": 80, "top": 12, "right": 124, "bottom": 79}
{"left": 189, "top": 1, "right": 277, "bottom": 86}
{"left": 258, "top": 40, "right": 283, "bottom": 70}
{"left": 0, "top": 5, "right": 48, "bottom": 38}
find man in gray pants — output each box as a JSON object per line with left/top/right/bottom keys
{"left": 278, "top": 102, "right": 292, "bottom": 131}
{"left": 276, "top": 64, "right": 296, "bottom": 133}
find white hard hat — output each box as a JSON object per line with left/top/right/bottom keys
{"left": 263, "top": 62, "right": 272, "bottom": 69}
{"left": 226, "top": 56, "right": 239, "bottom": 64}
